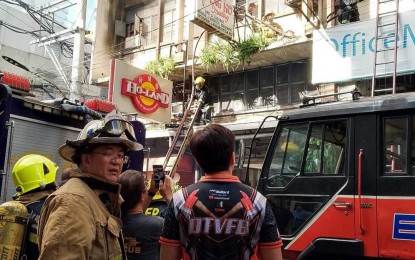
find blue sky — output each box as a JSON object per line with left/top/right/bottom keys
{"left": 55, "top": 0, "right": 97, "bottom": 31}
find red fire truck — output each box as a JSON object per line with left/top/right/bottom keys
{"left": 254, "top": 92, "right": 415, "bottom": 259}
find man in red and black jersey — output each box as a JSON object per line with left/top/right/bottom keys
{"left": 159, "top": 124, "right": 283, "bottom": 260}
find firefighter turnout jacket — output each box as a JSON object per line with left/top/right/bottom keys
{"left": 38, "top": 173, "right": 125, "bottom": 260}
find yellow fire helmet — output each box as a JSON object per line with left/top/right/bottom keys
{"left": 195, "top": 76, "right": 205, "bottom": 85}
{"left": 12, "top": 154, "right": 58, "bottom": 196}
{"left": 280, "top": 141, "right": 301, "bottom": 153}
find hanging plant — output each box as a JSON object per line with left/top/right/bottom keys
{"left": 199, "top": 32, "right": 268, "bottom": 72}
{"left": 158, "top": 56, "right": 175, "bottom": 79}
{"left": 145, "top": 60, "right": 159, "bottom": 76}
{"left": 144, "top": 56, "right": 176, "bottom": 79}
{"left": 231, "top": 32, "right": 268, "bottom": 64}
{"left": 198, "top": 43, "right": 219, "bottom": 71}
{"left": 218, "top": 43, "right": 239, "bottom": 73}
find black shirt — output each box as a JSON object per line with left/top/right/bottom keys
{"left": 122, "top": 213, "right": 164, "bottom": 260}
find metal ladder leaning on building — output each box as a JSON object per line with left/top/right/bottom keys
{"left": 162, "top": 95, "right": 204, "bottom": 179}
{"left": 371, "top": 0, "right": 400, "bottom": 96}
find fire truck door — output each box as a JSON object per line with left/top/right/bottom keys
{"left": 376, "top": 114, "right": 415, "bottom": 259}
{"left": 353, "top": 114, "right": 378, "bottom": 257}
{"left": 264, "top": 120, "right": 355, "bottom": 255}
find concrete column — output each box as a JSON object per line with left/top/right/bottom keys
{"left": 156, "top": 0, "right": 163, "bottom": 58}
{"left": 174, "top": 0, "right": 185, "bottom": 51}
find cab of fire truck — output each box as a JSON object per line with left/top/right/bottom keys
{"left": 256, "top": 92, "right": 415, "bottom": 259}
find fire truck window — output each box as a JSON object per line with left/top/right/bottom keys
{"left": 268, "top": 124, "right": 308, "bottom": 187}
{"left": 304, "top": 121, "right": 346, "bottom": 175}
{"left": 267, "top": 195, "right": 325, "bottom": 236}
{"left": 412, "top": 117, "right": 415, "bottom": 173}
{"left": 384, "top": 117, "right": 408, "bottom": 174}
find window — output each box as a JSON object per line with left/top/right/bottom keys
{"left": 384, "top": 117, "right": 408, "bottom": 174}
{"left": 375, "top": 74, "right": 415, "bottom": 94}
{"left": 267, "top": 195, "right": 325, "bottom": 236}
{"left": 268, "top": 124, "right": 308, "bottom": 187}
{"left": 125, "top": 7, "right": 139, "bottom": 37}
{"left": 246, "top": 70, "right": 259, "bottom": 109}
{"left": 276, "top": 63, "right": 307, "bottom": 105}
{"left": 276, "top": 64, "right": 289, "bottom": 84}
{"left": 267, "top": 120, "right": 347, "bottom": 188}
{"left": 260, "top": 66, "right": 275, "bottom": 107}
{"left": 162, "top": 8, "right": 176, "bottom": 43}
{"left": 208, "top": 77, "right": 220, "bottom": 113}
{"left": 126, "top": 22, "right": 135, "bottom": 37}
{"left": 276, "top": 64, "right": 290, "bottom": 105}
{"left": 207, "top": 60, "right": 308, "bottom": 112}
{"left": 304, "top": 121, "right": 346, "bottom": 175}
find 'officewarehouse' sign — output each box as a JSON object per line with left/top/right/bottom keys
{"left": 109, "top": 59, "right": 172, "bottom": 123}
{"left": 313, "top": 9, "right": 415, "bottom": 84}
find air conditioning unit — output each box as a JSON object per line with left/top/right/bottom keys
{"left": 125, "top": 35, "right": 143, "bottom": 49}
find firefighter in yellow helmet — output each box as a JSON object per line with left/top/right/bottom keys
{"left": 7, "top": 154, "right": 58, "bottom": 259}
{"left": 38, "top": 110, "right": 143, "bottom": 260}
{"left": 194, "top": 76, "right": 213, "bottom": 125}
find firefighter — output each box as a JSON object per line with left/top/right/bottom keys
{"left": 336, "top": 0, "right": 363, "bottom": 24}
{"left": 261, "top": 11, "right": 283, "bottom": 41}
{"left": 194, "top": 76, "right": 213, "bottom": 125}
{"left": 159, "top": 124, "right": 283, "bottom": 260}
{"left": 8, "top": 154, "right": 58, "bottom": 259}
{"left": 37, "top": 110, "right": 143, "bottom": 260}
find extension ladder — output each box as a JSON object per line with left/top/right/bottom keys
{"left": 163, "top": 96, "right": 204, "bottom": 178}
{"left": 371, "top": 0, "right": 399, "bottom": 96}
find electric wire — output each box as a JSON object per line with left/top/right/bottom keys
{"left": 36, "top": 0, "right": 376, "bottom": 79}
{"left": 0, "top": 0, "right": 379, "bottom": 85}
{"left": 33, "top": 0, "right": 254, "bottom": 77}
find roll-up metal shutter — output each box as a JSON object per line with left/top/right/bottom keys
{"left": 2, "top": 115, "right": 80, "bottom": 201}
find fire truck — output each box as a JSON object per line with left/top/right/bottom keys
{"left": 0, "top": 82, "right": 86, "bottom": 202}
{"left": 0, "top": 77, "right": 145, "bottom": 202}
{"left": 253, "top": 92, "right": 415, "bottom": 259}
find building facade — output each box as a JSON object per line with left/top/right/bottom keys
{"left": 91, "top": 0, "right": 415, "bottom": 186}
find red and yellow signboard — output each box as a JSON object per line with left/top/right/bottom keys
{"left": 109, "top": 59, "right": 172, "bottom": 122}
{"left": 121, "top": 74, "right": 169, "bottom": 114}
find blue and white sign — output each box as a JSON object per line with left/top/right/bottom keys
{"left": 393, "top": 213, "right": 415, "bottom": 241}
{"left": 313, "top": 10, "right": 415, "bottom": 84}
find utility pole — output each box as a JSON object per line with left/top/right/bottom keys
{"left": 30, "top": 0, "right": 82, "bottom": 99}
{"left": 70, "top": 0, "right": 87, "bottom": 101}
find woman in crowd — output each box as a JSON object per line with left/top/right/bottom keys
{"left": 119, "top": 170, "right": 172, "bottom": 260}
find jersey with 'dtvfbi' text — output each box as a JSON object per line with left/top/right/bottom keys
{"left": 159, "top": 175, "right": 282, "bottom": 260}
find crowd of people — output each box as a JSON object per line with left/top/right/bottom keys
{"left": 3, "top": 108, "right": 283, "bottom": 259}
